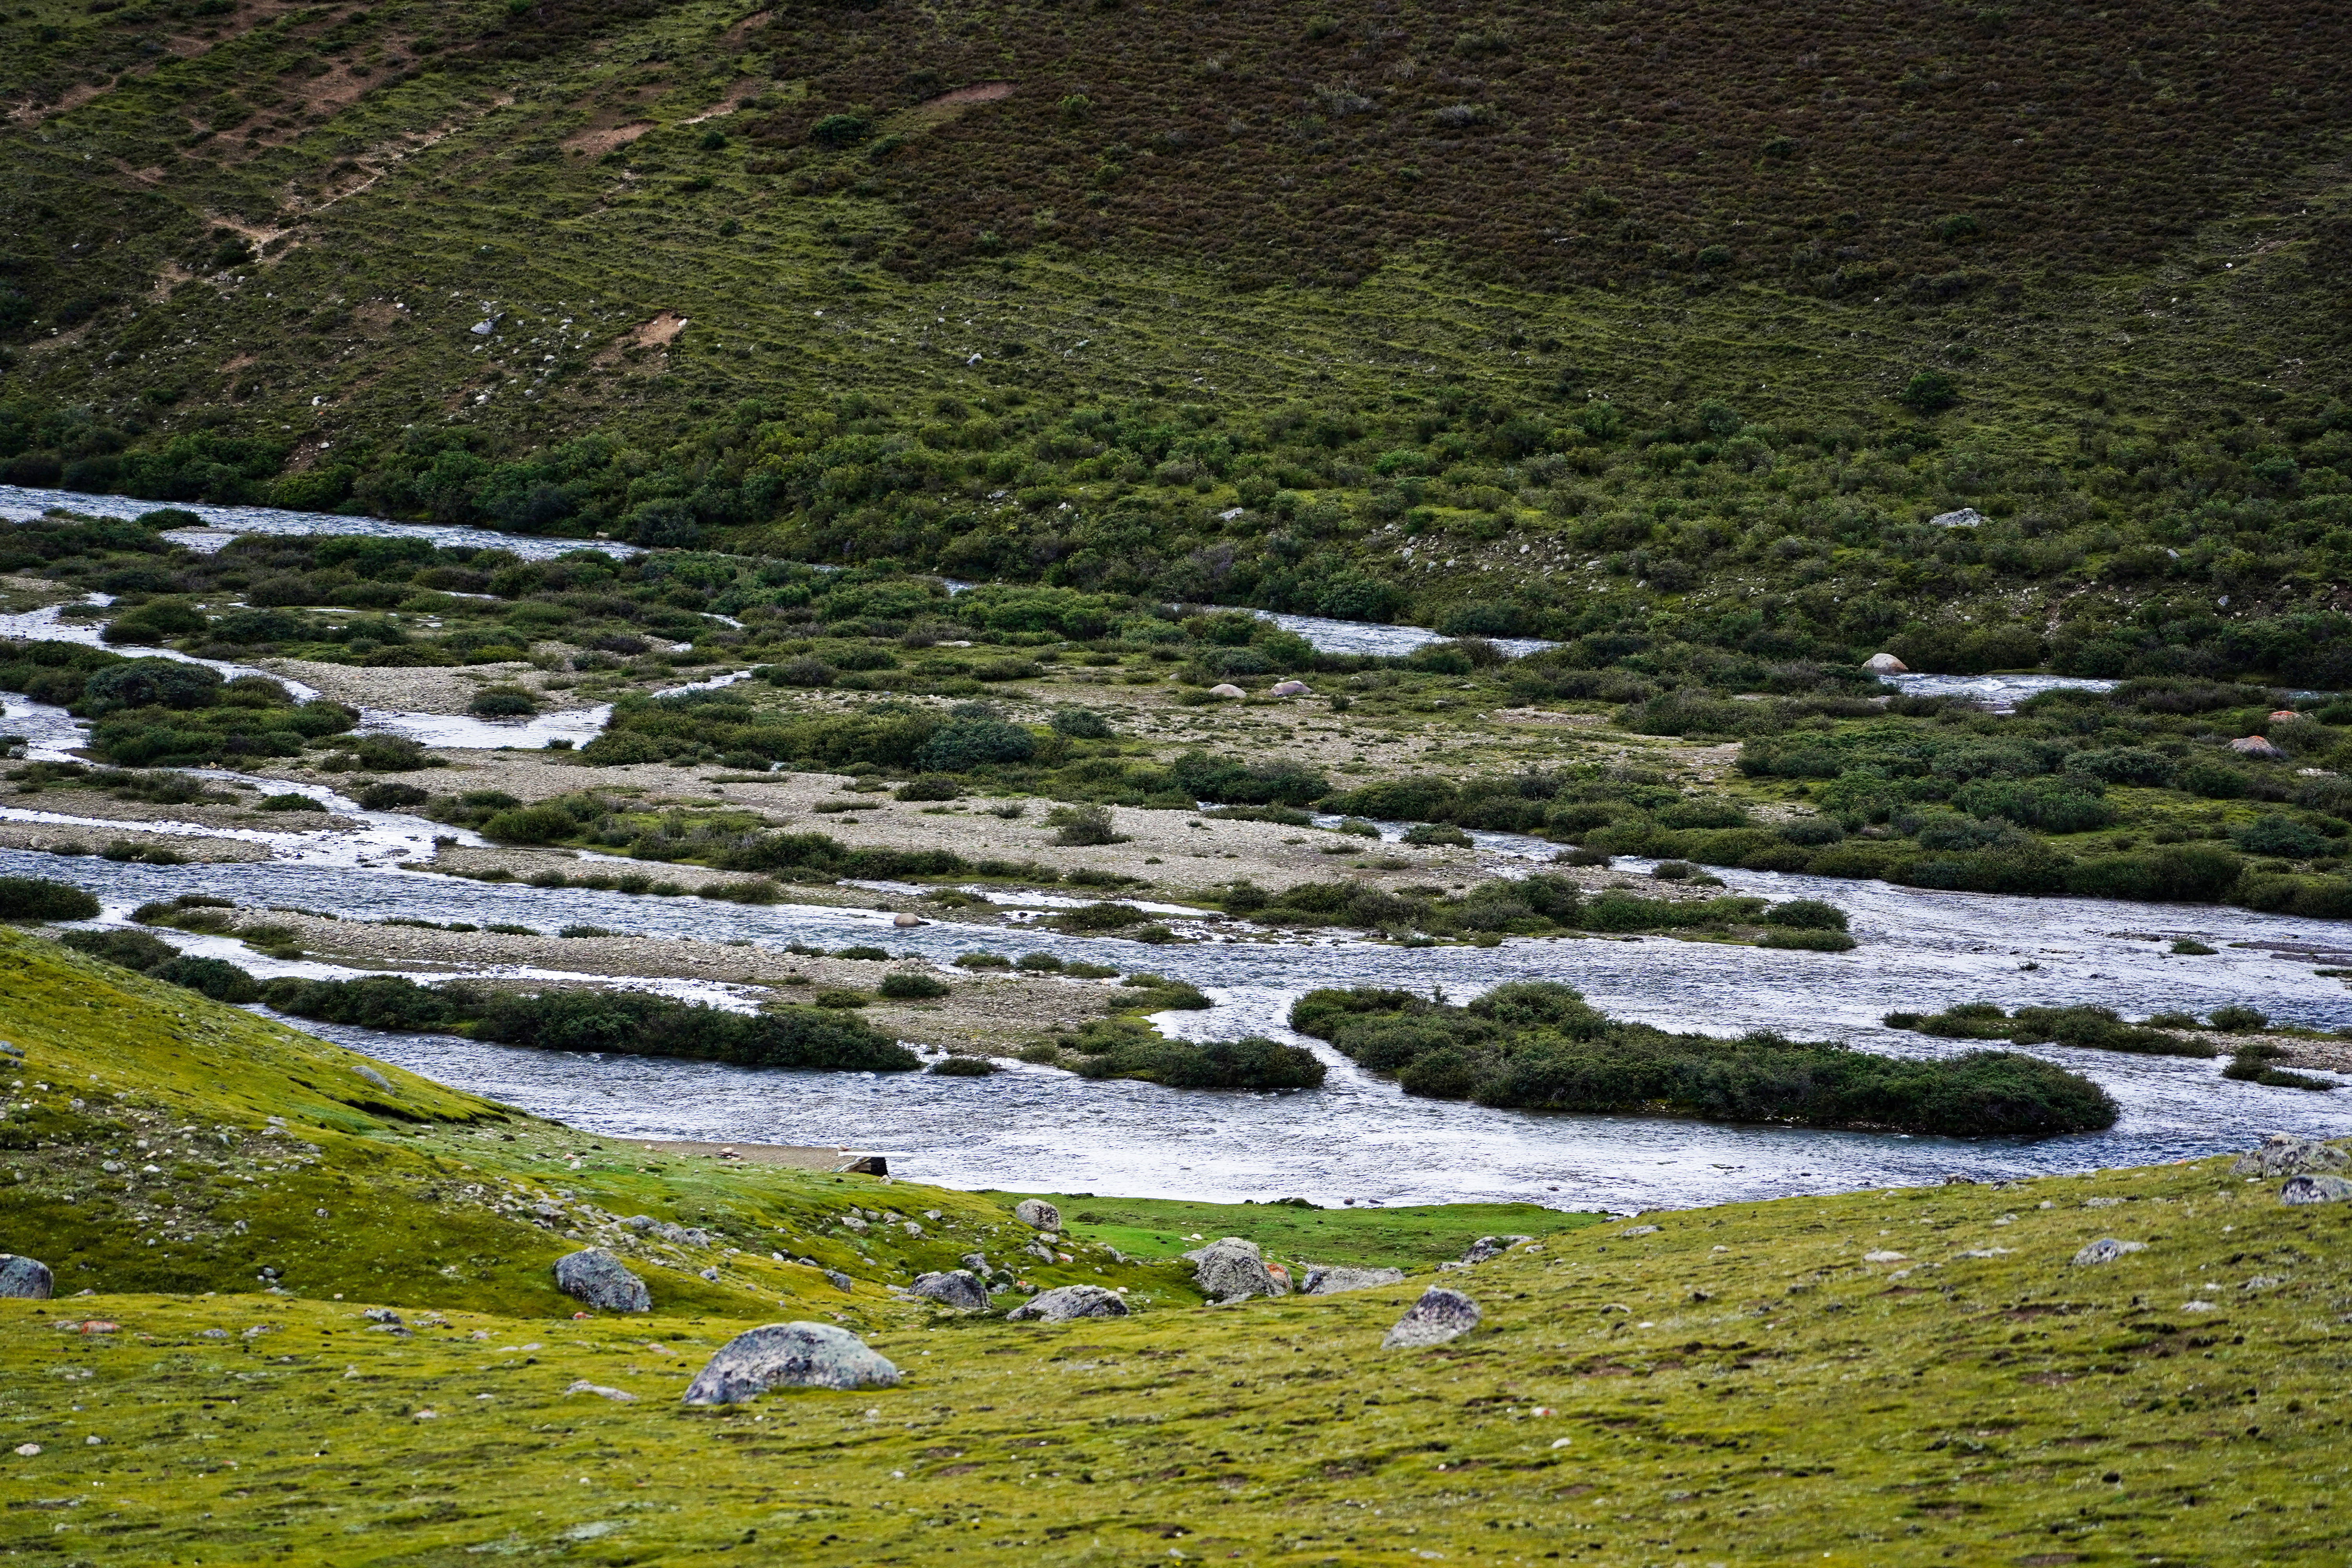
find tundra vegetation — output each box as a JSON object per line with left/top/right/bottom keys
{"left": 2, "top": 926, "right": 2349, "bottom": 1563}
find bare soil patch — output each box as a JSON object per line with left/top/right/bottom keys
{"left": 563, "top": 120, "right": 655, "bottom": 156}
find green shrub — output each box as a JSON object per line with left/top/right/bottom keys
{"left": 895, "top": 774, "right": 962, "bottom": 801}
{"left": 0, "top": 877, "right": 100, "bottom": 921}
{"left": 58, "top": 927, "right": 178, "bottom": 971}
{"left": 929, "top": 1054, "right": 999, "bottom": 1076}
{"left": 1061, "top": 1018, "right": 1326, "bottom": 1090}
{"left": 1294, "top": 983, "right": 2116, "bottom": 1134}
{"left": 150, "top": 955, "right": 260, "bottom": 1003}
{"left": 1758, "top": 928, "right": 1857, "bottom": 951}
{"left": 1050, "top": 706, "right": 1112, "bottom": 739}
{"left": 1403, "top": 822, "right": 1473, "bottom": 847}
{"left": 954, "top": 951, "right": 1012, "bottom": 969}
{"left": 467, "top": 686, "right": 540, "bottom": 717}
{"left": 878, "top": 972, "right": 950, "bottom": 999}
{"left": 915, "top": 718, "right": 1035, "bottom": 771}
{"left": 2209, "top": 1005, "right": 2269, "bottom": 1033}
{"left": 1761, "top": 898, "right": 1848, "bottom": 931}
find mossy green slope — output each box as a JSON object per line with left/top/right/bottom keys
{"left": 6, "top": 930, "right": 2352, "bottom": 1562}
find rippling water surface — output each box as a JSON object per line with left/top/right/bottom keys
{"left": 7, "top": 496, "right": 2349, "bottom": 1210}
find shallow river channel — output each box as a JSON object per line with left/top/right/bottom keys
{"left": 5, "top": 491, "right": 2350, "bottom": 1211}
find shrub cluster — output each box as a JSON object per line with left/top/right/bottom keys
{"left": 1291, "top": 982, "right": 2117, "bottom": 1134}
{"left": 1879, "top": 1002, "right": 2216, "bottom": 1058}
{"left": 259, "top": 975, "right": 919, "bottom": 1073}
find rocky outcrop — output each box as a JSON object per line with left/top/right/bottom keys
{"left": 1300, "top": 1265, "right": 1405, "bottom": 1295}
{"left": 554, "top": 1249, "right": 651, "bottom": 1312}
{"left": 682, "top": 1323, "right": 900, "bottom": 1403}
{"left": 910, "top": 1269, "right": 991, "bottom": 1311}
{"left": 2230, "top": 1134, "right": 2349, "bottom": 1178}
{"left": 2071, "top": 1238, "right": 2146, "bottom": 1266}
{"left": 1013, "top": 1198, "right": 1062, "bottom": 1231}
{"left": 1183, "top": 1236, "right": 1280, "bottom": 1301}
{"left": 0, "top": 1254, "right": 52, "bottom": 1299}
{"left": 1005, "top": 1284, "right": 1129, "bottom": 1322}
{"left": 1459, "top": 1234, "right": 1533, "bottom": 1267}
{"left": 1383, "top": 1287, "right": 1480, "bottom": 1349}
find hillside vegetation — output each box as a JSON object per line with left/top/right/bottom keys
{"left": 5, "top": 927, "right": 2352, "bottom": 1562}
{"left": 1, "top": 0, "right": 2349, "bottom": 686}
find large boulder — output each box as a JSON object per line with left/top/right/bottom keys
{"left": 0, "top": 1255, "right": 52, "bottom": 1300}
{"left": 1013, "top": 1198, "right": 1062, "bottom": 1231}
{"left": 1863, "top": 652, "right": 1909, "bottom": 675}
{"left": 1005, "top": 1284, "right": 1130, "bottom": 1323}
{"left": 910, "top": 1269, "right": 991, "bottom": 1312}
{"left": 1383, "top": 1287, "right": 1480, "bottom": 1349}
{"left": 554, "top": 1248, "right": 651, "bottom": 1312}
{"left": 2280, "top": 1174, "right": 2352, "bottom": 1205}
{"left": 1301, "top": 1265, "right": 1406, "bottom": 1296}
{"left": 683, "top": 1322, "right": 899, "bottom": 1403}
{"left": 1184, "top": 1236, "right": 1279, "bottom": 1301}
{"left": 2232, "top": 1134, "right": 2349, "bottom": 1178}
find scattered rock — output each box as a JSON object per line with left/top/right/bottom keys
{"left": 959, "top": 1250, "right": 993, "bottom": 1274}
{"left": 2279, "top": 1174, "right": 2352, "bottom": 1205}
{"left": 0, "top": 1255, "right": 54, "bottom": 1300}
{"left": 565, "top": 1380, "right": 638, "bottom": 1402}
{"left": 2230, "top": 736, "right": 2287, "bottom": 761}
{"left": 1383, "top": 1287, "right": 1481, "bottom": 1349}
{"left": 893, "top": 913, "right": 926, "bottom": 927}
{"left": 1207, "top": 683, "right": 1247, "bottom": 700}
{"left": 2071, "top": 1238, "right": 2147, "bottom": 1266}
{"left": 2230, "top": 1133, "right": 2350, "bottom": 1178}
{"left": 1013, "top": 1198, "right": 1062, "bottom": 1231}
{"left": 1300, "top": 1265, "right": 1406, "bottom": 1295}
{"left": 1269, "top": 680, "right": 1312, "bottom": 697}
{"left": 1864, "top": 652, "right": 1909, "bottom": 674}
{"left": 361, "top": 1308, "right": 401, "bottom": 1325}
{"left": 1183, "top": 1236, "right": 1279, "bottom": 1301}
{"left": 909, "top": 1269, "right": 991, "bottom": 1311}
{"left": 823, "top": 1269, "right": 854, "bottom": 1292}
{"left": 698, "top": 1267, "right": 720, "bottom": 1282}
{"left": 682, "top": 1322, "right": 900, "bottom": 1403}
{"left": 1615, "top": 1225, "right": 1658, "bottom": 1239}
{"left": 354, "top": 1065, "right": 392, "bottom": 1091}
{"left": 1459, "top": 1234, "right": 1535, "bottom": 1265}
{"left": 1005, "top": 1285, "right": 1129, "bottom": 1322}
{"left": 835, "top": 1154, "right": 888, "bottom": 1176}
{"left": 1928, "top": 508, "right": 1985, "bottom": 529}
{"left": 1862, "top": 1250, "right": 1908, "bottom": 1264}
{"left": 553, "top": 1249, "right": 651, "bottom": 1313}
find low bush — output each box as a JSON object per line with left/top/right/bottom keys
{"left": 929, "top": 1054, "right": 1000, "bottom": 1076}
{"left": 261, "top": 976, "right": 918, "bottom": 1071}
{"left": 1051, "top": 1017, "right": 1326, "bottom": 1090}
{"left": 878, "top": 972, "right": 950, "bottom": 999}
{"left": 0, "top": 876, "right": 100, "bottom": 921}
{"left": 1880, "top": 1002, "right": 2214, "bottom": 1057}
{"left": 1294, "top": 982, "right": 2116, "bottom": 1133}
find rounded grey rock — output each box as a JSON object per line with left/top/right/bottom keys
{"left": 1013, "top": 1198, "right": 1062, "bottom": 1231}
{"left": 1183, "top": 1236, "right": 1278, "bottom": 1301}
{"left": 910, "top": 1269, "right": 991, "bottom": 1312}
{"left": 1005, "top": 1284, "right": 1130, "bottom": 1322}
{"left": 553, "top": 1248, "right": 651, "bottom": 1312}
{"left": 1301, "top": 1265, "right": 1406, "bottom": 1296}
{"left": 1383, "top": 1286, "right": 1481, "bottom": 1349}
{"left": 2071, "top": 1238, "right": 2147, "bottom": 1266}
{"left": 0, "top": 1254, "right": 54, "bottom": 1300}
{"left": 2233, "top": 1134, "right": 2350, "bottom": 1179}
{"left": 2279, "top": 1173, "right": 2352, "bottom": 1205}
{"left": 682, "top": 1322, "right": 899, "bottom": 1403}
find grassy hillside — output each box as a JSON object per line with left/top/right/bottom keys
{"left": 2, "top": 0, "right": 2351, "bottom": 685}
{"left": 5, "top": 923, "right": 2352, "bottom": 1562}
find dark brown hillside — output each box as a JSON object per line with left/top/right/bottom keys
{"left": 748, "top": 0, "right": 2348, "bottom": 291}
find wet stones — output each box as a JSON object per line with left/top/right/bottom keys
{"left": 554, "top": 1248, "right": 650, "bottom": 1312}
{"left": 1183, "top": 1236, "right": 1279, "bottom": 1301}
{"left": 682, "top": 1323, "right": 899, "bottom": 1403}
{"left": 910, "top": 1269, "right": 991, "bottom": 1311}
{"left": 0, "top": 1255, "right": 53, "bottom": 1300}
{"left": 1005, "top": 1284, "right": 1129, "bottom": 1322}
{"left": 2231, "top": 1134, "right": 2349, "bottom": 1178}
{"left": 1383, "top": 1287, "right": 1481, "bottom": 1349}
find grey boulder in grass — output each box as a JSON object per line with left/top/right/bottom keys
{"left": 2232, "top": 1133, "right": 2349, "bottom": 1178}
{"left": 2279, "top": 1174, "right": 2352, "bottom": 1205}
{"left": 1005, "top": 1285, "right": 1129, "bottom": 1322}
{"left": 1185, "top": 1236, "right": 1280, "bottom": 1301}
{"left": 1384, "top": 1287, "right": 1481, "bottom": 1349}
{"left": 2071, "top": 1238, "right": 2147, "bottom": 1265}
{"left": 0, "top": 1254, "right": 53, "bottom": 1299}
{"left": 554, "top": 1248, "right": 651, "bottom": 1312}
{"left": 684, "top": 1323, "right": 900, "bottom": 1402}
{"left": 910, "top": 1269, "right": 991, "bottom": 1311}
